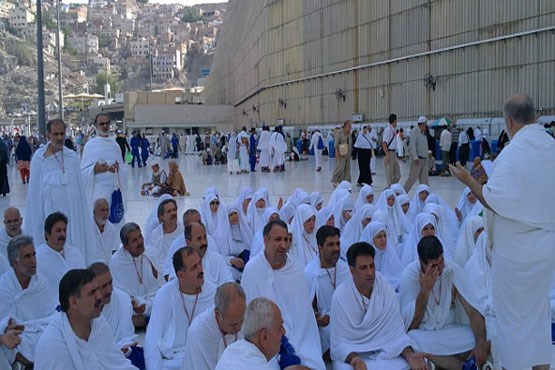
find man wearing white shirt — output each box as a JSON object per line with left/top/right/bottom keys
{"left": 145, "top": 247, "right": 216, "bottom": 370}
{"left": 35, "top": 212, "right": 86, "bottom": 303}
{"left": 147, "top": 198, "right": 183, "bottom": 272}
{"left": 35, "top": 269, "right": 137, "bottom": 370}
{"left": 237, "top": 127, "right": 250, "bottom": 173}
{"left": 382, "top": 114, "right": 401, "bottom": 187}
{"left": 257, "top": 126, "right": 273, "bottom": 172}
{"left": 92, "top": 198, "right": 119, "bottom": 264}
{"left": 182, "top": 282, "right": 246, "bottom": 370}
{"left": 457, "top": 129, "right": 470, "bottom": 167}
{"left": 0, "top": 235, "right": 57, "bottom": 367}
{"left": 309, "top": 129, "right": 325, "bottom": 172}
{"left": 330, "top": 242, "right": 428, "bottom": 370}
{"left": 110, "top": 222, "right": 164, "bottom": 329}
{"left": 439, "top": 128, "right": 452, "bottom": 176}
{"left": 304, "top": 225, "right": 350, "bottom": 358}
{"left": 0, "top": 207, "right": 23, "bottom": 259}
{"left": 89, "top": 262, "right": 144, "bottom": 369}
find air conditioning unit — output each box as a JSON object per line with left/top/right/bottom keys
{"left": 352, "top": 113, "right": 363, "bottom": 122}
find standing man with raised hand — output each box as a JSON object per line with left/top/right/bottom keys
{"left": 331, "top": 120, "right": 352, "bottom": 187}
{"left": 450, "top": 94, "right": 555, "bottom": 370}
{"left": 81, "top": 113, "right": 128, "bottom": 231}
{"left": 382, "top": 114, "right": 401, "bottom": 188}
{"left": 25, "top": 119, "right": 96, "bottom": 264}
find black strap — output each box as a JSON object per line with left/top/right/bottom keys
{"left": 386, "top": 130, "right": 396, "bottom": 149}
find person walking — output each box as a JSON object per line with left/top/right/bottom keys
{"left": 382, "top": 114, "right": 401, "bottom": 187}
{"left": 309, "top": 129, "right": 324, "bottom": 172}
{"left": 331, "top": 120, "right": 352, "bottom": 187}
{"left": 403, "top": 116, "right": 430, "bottom": 192}
{"left": 353, "top": 124, "right": 373, "bottom": 186}
{"left": 15, "top": 136, "right": 32, "bottom": 184}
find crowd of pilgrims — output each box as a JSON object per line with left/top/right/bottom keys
{"left": 1, "top": 177, "right": 508, "bottom": 370}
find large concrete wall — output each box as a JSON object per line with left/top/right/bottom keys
{"left": 204, "top": 0, "right": 555, "bottom": 127}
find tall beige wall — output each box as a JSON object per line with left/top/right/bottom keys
{"left": 204, "top": 0, "right": 555, "bottom": 127}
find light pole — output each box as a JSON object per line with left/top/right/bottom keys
{"left": 36, "top": 0, "right": 46, "bottom": 136}
{"left": 56, "top": 0, "right": 63, "bottom": 120}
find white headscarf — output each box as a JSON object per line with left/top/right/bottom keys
{"left": 278, "top": 203, "right": 296, "bottom": 225}
{"left": 247, "top": 190, "right": 269, "bottom": 234}
{"left": 407, "top": 184, "right": 431, "bottom": 221}
{"left": 256, "top": 187, "right": 272, "bottom": 207}
{"left": 339, "top": 204, "right": 375, "bottom": 258}
{"left": 250, "top": 207, "right": 280, "bottom": 258}
{"left": 199, "top": 191, "right": 226, "bottom": 237}
{"left": 309, "top": 192, "right": 324, "bottom": 210}
{"left": 359, "top": 220, "right": 403, "bottom": 290}
{"left": 315, "top": 206, "right": 334, "bottom": 231}
{"left": 329, "top": 181, "right": 352, "bottom": 205}
{"left": 354, "top": 185, "right": 375, "bottom": 211}
{"left": 236, "top": 187, "right": 253, "bottom": 218}
{"left": 453, "top": 215, "right": 484, "bottom": 268}
{"left": 219, "top": 203, "right": 253, "bottom": 256}
{"left": 401, "top": 212, "right": 439, "bottom": 267}
{"left": 332, "top": 193, "right": 354, "bottom": 232}
{"left": 390, "top": 183, "right": 407, "bottom": 197}
{"left": 376, "top": 189, "right": 411, "bottom": 244}
{"left": 286, "top": 188, "right": 310, "bottom": 208}
{"left": 424, "top": 193, "right": 460, "bottom": 238}
{"left": 423, "top": 203, "right": 456, "bottom": 261}
{"left": 290, "top": 204, "right": 318, "bottom": 266}
{"left": 456, "top": 187, "right": 483, "bottom": 223}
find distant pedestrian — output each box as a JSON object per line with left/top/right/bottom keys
{"left": 331, "top": 120, "right": 352, "bottom": 186}
{"left": 0, "top": 138, "right": 9, "bottom": 196}
{"left": 15, "top": 136, "right": 32, "bottom": 184}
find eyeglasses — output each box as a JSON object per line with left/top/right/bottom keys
{"left": 97, "top": 121, "right": 110, "bottom": 126}
{"left": 210, "top": 201, "right": 220, "bottom": 206}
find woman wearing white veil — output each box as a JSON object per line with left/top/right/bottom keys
{"left": 199, "top": 191, "right": 226, "bottom": 240}
{"left": 235, "top": 187, "right": 253, "bottom": 219}
{"left": 315, "top": 206, "right": 334, "bottom": 231}
{"left": 247, "top": 190, "right": 269, "bottom": 235}
{"left": 328, "top": 181, "right": 352, "bottom": 205}
{"left": 250, "top": 207, "right": 280, "bottom": 258}
{"left": 455, "top": 187, "right": 484, "bottom": 224}
{"left": 339, "top": 204, "right": 375, "bottom": 259}
{"left": 390, "top": 183, "right": 407, "bottom": 197}
{"left": 423, "top": 203, "right": 457, "bottom": 261}
{"left": 332, "top": 192, "right": 354, "bottom": 233}
{"left": 278, "top": 202, "right": 296, "bottom": 226}
{"left": 359, "top": 220, "right": 404, "bottom": 291}
{"left": 407, "top": 184, "right": 431, "bottom": 221}
{"left": 218, "top": 203, "right": 254, "bottom": 281}
{"left": 353, "top": 184, "right": 375, "bottom": 212}
{"left": 453, "top": 215, "right": 484, "bottom": 268}
{"left": 309, "top": 191, "right": 324, "bottom": 211}
{"left": 397, "top": 194, "right": 411, "bottom": 216}
{"left": 289, "top": 204, "right": 318, "bottom": 266}
{"left": 376, "top": 189, "right": 411, "bottom": 245}
{"left": 424, "top": 193, "right": 460, "bottom": 238}
{"left": 400, "top": 212, "right": 440, "bottom": 267}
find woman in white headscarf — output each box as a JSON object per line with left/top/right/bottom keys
{"left": 332, "top": 193, "right": 354, "bottom": 233}
{"left": 286, "top": 188, "right": 310, "bottom": 209}
{"left": 219, "top": 203, "right": 254, "bottom": 280}
{"left": 236, "top": 187, "right": 253, "bottom": 219}
{"left": 454, "top": 215, "right": 484, "bottom": 268}
{"left": 455, "top": 187, "right": 484, "bottom": 224}
{"left": 423, "top": 203, "right": 457, "bottom": 261}
{"left": 397, "top": 194, "right": 411, "bottom": 216}
{"left": 359, "top": 220, "right": 404, "bottom": 291}
{"left": 290, "top": 204, "right": 318, "bottom": 266}
{"left": 390, "top": 183, "right": 407, "bottom": 197}
{"left": 424, "top": 193, "right": 460, "bottom": 238}
{"left": 199, "top": 191, "right": 226, "bottom": 239}
{"left": 407, "top": 184, "right": 431, "bottom": 221}
{"left": 376, "top": 189, "right": 411, "bottom": 245}
{"left": 309, "top": 191, "right": 324, "bottom": 211}
{"left": 278, "top": 203, "right": 296, "bottom": 226}
{"left": 400, "top": 212, "right": 439, "bottom": 267}
{"left": 250, "top": 207, "right": 280, "bottom": 258}
{"left": 315, "top": 206, "right": 335, "bottom": 231}
{"left": 329, "top": 181, "right": 352, "bottom": 205}
{"left": 247, "top": 190, "right": 269, "bottom": 235}
{"left": 354, "top": 184, "right": 375, "bottom": 212}
{"left": 339, "top": 204, "right": 375, "bottom": 259}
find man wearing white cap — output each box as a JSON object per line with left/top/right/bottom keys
{"left": 403, "top": 116, "right": 430, "bottom": 192}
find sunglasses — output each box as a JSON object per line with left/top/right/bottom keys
{"left": 210, "top": 201, "right": 220, "bottom": 205}
{"left": 97, "top": 121, "right": 110, "bottom": 126}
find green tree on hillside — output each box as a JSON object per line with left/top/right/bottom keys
{"left": 95, "top": 71, "right": 119, "bottom": 96}
{"left": 181, "top": 7, "right": 204, "bottom": 22}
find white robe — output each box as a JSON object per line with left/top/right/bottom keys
{"left": 81, "top": 136, "right": 129, "bottom": 228}
{"left": 0, "top": 227, "right": 19, "bottom": 259}
{"left": 331, "top": 273, "right": 414, "bottom": 370}
{"left": 24, "top": 144, "right": 96, "bottom": 264}
{"left": 109, "top": 247, "right": 164, "bottom": 316}
{"left": 35, "top": 313, "right": 136, "bottom": 370}
{"left": 304, "top": 256, "right": 350, "bottom": 353}
{"left": 237, "top": 131, "right": 250, "bottom": 171}
{"left": 290, "top": 204, "right": 318, "bottom": 267}
{"left": 482, "top": 123, "right": 555, "bottom": 369}
{"left": 102, "top": 287, "right": 138, "bottom": 350}
{"left": 453, "top": 215, "right": 484, "bottom": 268}
{"left": 36, "top": 243, "right": 86, "bottom": 303}
{"left": 146, "top": 223, "right": 183, "bottom": 272}
{"left": 164, "top": 234, "right": 233, "bottom": 285}
{"left": 144, "top": 279, "right": 216, "bottom": 370}
{"left": 215, "top": 339, "right": 273, "bottom": 370}
{"left": 270, "top": 132, "right": 286, "bottom": 167}
{"left": 182, "top": 308, "right": 242, "bottom": 370}
{"left": 309, "top": 132, "right": 324, "bottom": 169}
{"left": 0, "top": 269, "right": 57, "bottom": 362}
{"left": 257, "top": 130, "right": 272, "bottom": 168}
{"left": 93, "top": 220, "right": 119, "bottom": 265}
{"left": 0, "top": 253, "right": 8, "bottom": 276}
{"left": 242, "top": 253, "right": 325, "bottom": 370}
{"left": 399, "top": 260, "right": 476, "bottom": 355}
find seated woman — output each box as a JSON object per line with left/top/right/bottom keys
{"left": 166, "top": 161, "right": 190, "bottom": 196}
{"left": 140, "top": 161, "right": 167, "bottom": 196}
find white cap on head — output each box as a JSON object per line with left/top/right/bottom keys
{"left": 418, "top": 116, "right": 427, "bottom": 124}
{"left": 151, "top": 159, "right": 160, "bottom": 167}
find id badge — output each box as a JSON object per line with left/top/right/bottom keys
{"left": 138, "top": 285, "right": 146, "bottom": 296}
{"left": 60, "top": 172, "right": 68, "bottom": 185}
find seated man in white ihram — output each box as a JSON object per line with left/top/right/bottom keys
{"left": 182, "top": 282, "right": 246, "bottom": 370}
{"left": 0, "top": 235, "right": 58, "bottom": 367}
{"left": 304, "top": 225, "right": 350, "bottom": 359}
{"left": 147, "top": 198, "right": 183, "bottom": 272}
{"left": 216, "top": 297, "right": 310, "bottom": 370}
{"left": 92, "top": 198, "right": 120, "bottom": 264}
{"left": 35, "top": 269, "right": 137, "bottom": 370}
{"left": 145, "top": 247, "right": 216, "bottom": 370}
{"left": 110, "top": 222, "right": 164, "bottom": 328}
{"left": 35, "top": 212, "right": 86, "bottom": 303}
{"left": 331, "top": 242, "right": 428, "bottom": 370}
{"left": 241, "top": 219, "right": 325, "bottom": 370}
{"left": 89, "top": 262, "right": 144, "bottom": 369}
{"left": 399, "top": 236, "right": 489, "bottom": 370}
